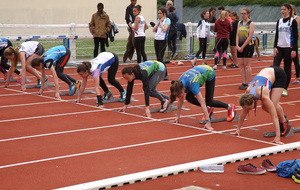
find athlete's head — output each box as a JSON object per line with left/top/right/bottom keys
{"left": 158, "top": 7, "right": 168, "bottom": 19}
{"left": 77, "top": 61, "right": 91, "bottom": 78}
{"left": 133, "top": 5, "right": 142, "bottom": 16}
{"left": 201, "top": 10, "right": 209, "bottom": 19}
{"left": 121, "top": 64, "right": 140, "bottom": 82}
{"left": 31, "top": 58, "right": 44, "bottom": 70}
{"left": 239, "top": 94, "right": 257, "bottom": 115}
{"left": 3, "top": 46, "right": 19, "bottom": 66}
{"left": 240, "top": 7, "right": 251, "bottom": 19}
{"left": 220, "top": 10, "right": 227, "bottom": 22}
{"left": 231, "top": 12, "right": 239, "bottom": 21}
{"left": 170, "top": 80, "right": 184, "bottom": 103}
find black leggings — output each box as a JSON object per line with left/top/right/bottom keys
{"left": 293, "top": 50, "right": 299, "bottom": 78}
{"left": 168, "top": 30, "right": 177, "bottom": 56}
{"left": 99, "top": 54, "right": 124, "bottom": 93}
{"left": 55, "top": 48, "right": 76, "bottom": 85}
{"left": 185, "top": 77, "right": 228, "bottom": 108}
{"left": 134, "top": 36, "right": 147, "bottom": 63}
{"left": 195, "top": 37, "right": 207, "bottom": 59}
{"left": 93, "top": 37, "right": 106, "bottom": 58}
{"left": 273, "top": 47, "right": 292, "bottom": 90}
{"left": 215, "top": 38, "right": 229, "bottom": 65}
{"left": 154, "top": 39, "right": 168, "bottom": 77}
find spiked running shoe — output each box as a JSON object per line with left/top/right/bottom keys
{"left": 282, "top": 89, "right": 288, "bottom": 97}
{"left": 36, "top": 75, "right": 48, "bottom": 88}
{"left": 292, "top": 78, "right": 299, "bottom": 84}
{"left": 76, "top": 80, "right": 82, "bottom": 90}
{"left": 160, "top": 98, "right": 170, "bottom": 113}
{"left": 261, "top": 159, "right": 277, "bottom": 172}
{"left": 103, "top": 90, "right": 112, "bottom": 100}
{"left": 237, "top": 163, "right": 266, "bottom": 175}
{"left": 69, "top": 82, "right": 77, "bottom": 96}
{"left": 281, "top": 120, "right": 292, "bottom": 137}
{"left": 227, "top": 104, "right": 236, "bottom": 122}
{"left": 201, "top": 107, "right": 214, "bottom": 120}
{"left": 120, "top": 90, "right": 126, "bottom": 102}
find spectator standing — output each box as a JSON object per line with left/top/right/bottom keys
{"left": 273, "top": 3, "right": 298, "bottom": 96}
{"left": 208, "top": 7, "right": 217, "bottom": 23}
{"left": 153, "top": 7, "right": 170, "bottom": 80}
{"left": 236, "top": 7, "right": 255, "bottom": 90}
{"left": 90, "top": 3, "right": 111, "bottom": 58}
{"left": 123, "top": 0, "right": 137, "bottom": 63}
{"left": 167, "top": 6, "right": 178, "bottom": 61}
{"left": 213, "top": 11, "right": 232, "bottom": 70}
{"left": 129, "top": 5, "right": 148, "bottom": 63}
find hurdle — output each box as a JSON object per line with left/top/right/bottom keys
{"left": 263, "top": 127, "right": 300, "bottom": 138}
{"left": 199, "top": 112, "right": 239, "bottom": 124}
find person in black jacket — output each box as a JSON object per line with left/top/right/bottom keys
{"left": 167, "top": 6, "right": 178, "bottom": 60}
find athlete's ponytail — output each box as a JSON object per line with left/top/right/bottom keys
{"left": 77, "top": 61, "right": 91, "bottom": 73}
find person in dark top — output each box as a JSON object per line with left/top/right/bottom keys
{"left": 120, "top": 61, "right": 169, "bottom": 117}
{"left": 228, "top": 12, "right": 239, "bottom": 68}
{"left": 123, "top": 0, "right": 137, "bottom": 63}
{"left": 167, "top": 6, "right": 178, "bottom": 60}
{"left": 273, "top": 3, "right": 298, "bottom": 96}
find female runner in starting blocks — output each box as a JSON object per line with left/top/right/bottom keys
{"left": 168, "top": 65, "right": 236, "bottom": 130}
{"left": 232, "top": 66, "right": 291, "bottom": 145}
{"left": 76, "top": 52, "right": 126, "bottom": 106}
{"left": 31, "top": 45, "right": 80, "bottom": 99}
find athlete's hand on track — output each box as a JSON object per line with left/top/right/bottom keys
{"left": 120, "top": 105, "right": 128, "bottom": 113}
{"left": 230, "top": 129, "right": 240, "bottom": 136}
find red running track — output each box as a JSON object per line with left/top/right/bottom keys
{"left": 0, "top": 57, "right": 299, "bottom": 189}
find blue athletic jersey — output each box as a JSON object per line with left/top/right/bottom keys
{"left": 0, "top": 38, "right": 8, "bottom": 51}
{"left": 179, "top": 65, "right": 215, "bottom": 95}
{"left": 249, "top": 76, "right": 272, "bottom": 99}
{"left": 43, "top": 45, "right": 67, "bottom": 69}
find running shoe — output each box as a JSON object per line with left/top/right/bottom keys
{"left": 164, "top": 75, "right": 169, "bottom": 80}
{"left": 17, "top": 75, "right": 22, "bottom": 83}
{"left": 160, "top": 98, "right": 170, "bottom": 113}
{"left": 238, "top": 83, "right": 248, "bottom": 90}
{"left": 120, "top": 90, "right": 126, "bottom": 102}
{"left": 292, "top": 78, "right": 299, "bottom": 84}
{"left": 292, "top": 169, "right": 300, "bottom": 184}
{"left": 261, "top": 159, "right": 277, "bottom": 172}
{"left": 213, "top": 65, "right": 217, "bottom": 70}
{"left": 76, "top": 80, "right": 82, "bottom": 90}
{"left": 237, "top": 163, "right": 266, "bottom": 175}
{"left": 222, "top": 65, "right": 226, "bottom": 70}
{"left": 36, "top": 75, "right": 48, "bottom": 88}
{"left": 103, "top": 90, "right": 112, "bottom": 100}
{"left": 281, "top": 120, "right": 292, "bottom": 137}
{"left": 282, "top": 89, "right": 288, "bottom": 97}
{"left": 228, "top": 63, "right": 235, "bottom": 68}
{"left": 68, "top": 82, "right": 77, "bottom": 96}
{"left": 227, "top": 104, "right": 236, "bottom": 122}
{"left": 201, "top": 107, "right": 214, "bottom": 120}
{"left": 191, "top": 60, "right": 195, "bottom": 67}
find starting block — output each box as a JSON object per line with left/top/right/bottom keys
{"left": 59, "top": 88, "right": 95, "bottom": 96}
{"left": 263, "top": 126, "right": 300, "bottom": 138}
{"left": 26, "top": 79, "right": 55, "bottom": 89}
{"left": 0, "top": 77, "right": 31, "bottom": 83}
{"left": 102, "top": 94, "right": 124, "bottom": 104}
{"left": 150, "top": 103, "right": 190, "bottom": 113}
{"left": 199, "top": 111, "right": 239, "bottom": 124}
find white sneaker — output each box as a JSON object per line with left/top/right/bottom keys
{"left": 213, "top": 65, "right": 217, "bottom": 70}
{"left": 160, "top": 99, "right": 170, "bottom": 112}
{"left": 222, "top": 66, "right": 226, "bottom": 70}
